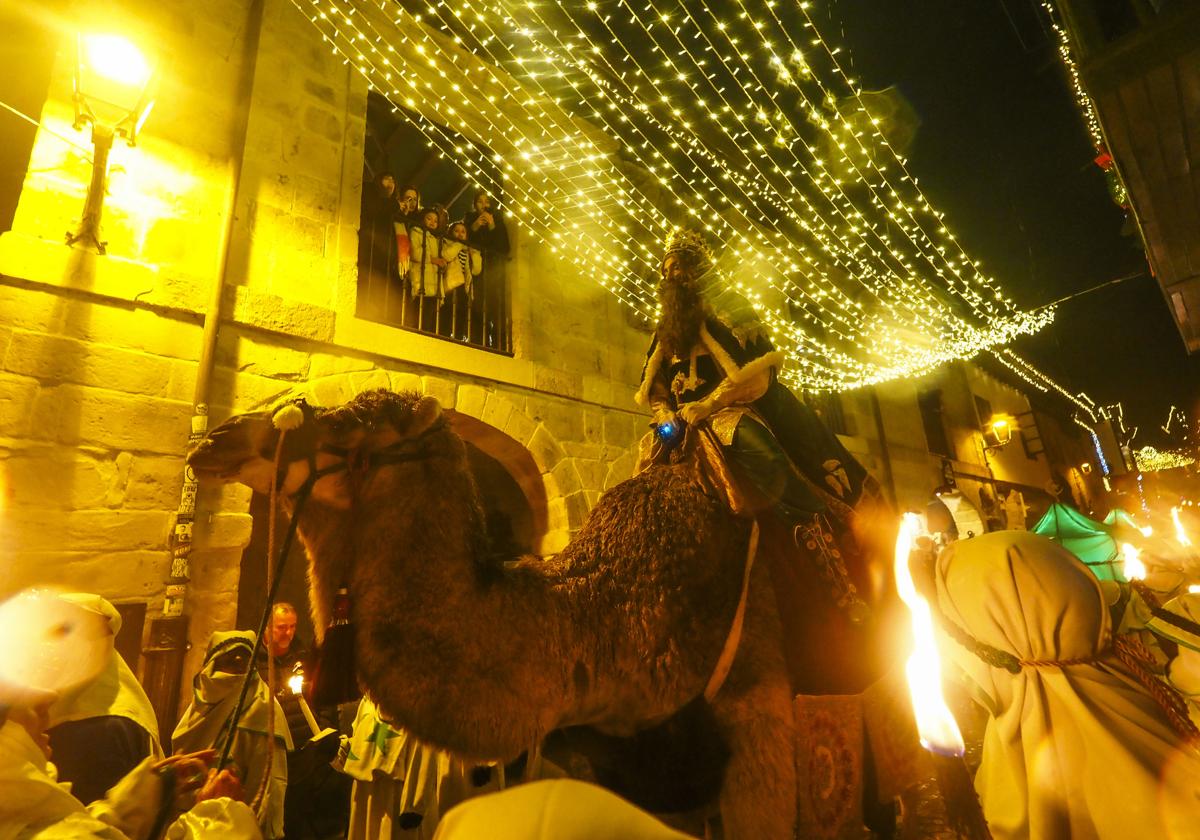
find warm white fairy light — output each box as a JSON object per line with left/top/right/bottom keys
{"left": 1134, "top": 446, "right": 1196, "bottom": 473}
{"left": 1038, "top": 1, "right": 1128, "bottom": 207}
{"left": 302, "top": 0, "right": 1078, "bottom": 394}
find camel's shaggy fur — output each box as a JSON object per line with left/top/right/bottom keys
{"left": 189, "top": 389, "right": 796, "bottom": 838}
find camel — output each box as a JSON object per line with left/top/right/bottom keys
{"left": 188, "top": 389, "right": 796, "bottom": 838}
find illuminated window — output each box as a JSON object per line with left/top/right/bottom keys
{"left": 357, "top": 92, "right": 512, "bottom": 354}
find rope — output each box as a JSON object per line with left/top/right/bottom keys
{"left": 251, "top": 425, "right": 288, "bottom": 819}
{"left": 1112, "top": 633, "right": 1200, "bottom": 745}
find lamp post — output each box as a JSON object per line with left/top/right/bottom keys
{"left": 67, "top": 33, "right": 154, "bottom": 254}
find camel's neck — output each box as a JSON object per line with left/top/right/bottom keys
{"left": 303, "top": 450, "right": 574, "bottom": 759}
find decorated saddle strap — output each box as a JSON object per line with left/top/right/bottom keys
{"left": 795, "top": 515, "right": 869, "bottom": 619}
{"left": 704, "top": 519, "right": 759, "bottom": 702}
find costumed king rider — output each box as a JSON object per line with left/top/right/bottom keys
{"left": 636, "top": 229, "right": 897, "bottom": 694}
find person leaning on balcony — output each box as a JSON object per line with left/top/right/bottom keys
{"left": 409, "top": 207, "right": 448, "bottom": 299}
{"left": 360, "top": 172, "right": 403, "bottom": 284}
{"left": 43, "top": 593, "right": 164, "bottom": 806}
{"left": 441, "top": 222, "right": 482, "bottom": 298}
{"left": 395, "top": 185, "right": 421, "bottom": 276}
{"left": 464, "top": 190, "right": 509, "bottom": 258}
{"left": 930, "top": 531, "right": 1200, "bottom": 840}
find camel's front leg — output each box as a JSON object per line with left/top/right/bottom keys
{"left": 710, "top": 563, "right": 796, "bottom": 840}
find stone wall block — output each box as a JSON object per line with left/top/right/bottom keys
{"left": 550, "top": 459, "right": 583, "bottom": 497}
{"left": 3, "top": 331, "right": 176, "bottom": 397}
{"left": 603, "top": 413, "right": 640, "bottom": 449}
{"left": 348, "top": 369, "right": 390, "bottom": 396}
{"left": 561, "top": 441, "right": 603, "bottom": 461}
{"left": 527, "top": 425, "right": 564, "bottom": 472}
{"left": 0, "top": 509, "right": 172, "bottom": 554}
{"left": 534, "top": 367, "right": 583, "bottom": 400}
{"left": 125, "top": 455, "right": 186, "bottom": 510}
{"left": 210, "top": 368, "right": 295, "bottom": 413}
{"left": 0, "top": 550, "right": 164, "bottom": 601}
{"left": 309, "top": 376, "right": 354, "bottom": 409}
{"left": 563, "top": 491, "right": 590, "bottom": 529}
{"left": 574, "top": 458, "right": 607, "bottom": 493}
{"left": 61, "top": 308, "right": 203, "bottom": 362}
{"left": 292, "top": 174, "right": 340, "bottom": 224}
{"left": 303, "top": 78, "right": 337, "bottom": 106}
{"left": 604, "top": 452, "right": 635, "bottom": 490}
{"left": 0, "top": 284, "right": 63, "bottom": 333}
{"left": 0, "top": 374, "right": 39, "bottom": 437}
{"left": 421, "top": 375, "right": 457, "bottom": 410}
{"left": 194, "top": 511, "right": 254, "bottom": 551}
{"left": 501, "top": 409, "right": 538, "bottom": 448}
{"left": 456, "top": 384, "right": 488, "bottom": 419}
{"left": 388, "top": 371, "right": 423, "bottom": 394}
{"left": 581, "top": 375, "right": 613, "bottom": 406}
{"left": 309, "top": 352, "right": 377, "bottom": 379}
{"left": 225, "top": 337, "right": 311, "bottom": 380}
{"left": 290, "top": 135, "right": 343, "bottom": 182}
{"left": 480, "top": 394, "right": 514, "bottom": 431}
{"left": 229, "top": 289, "right": 335, "bottom": 342}
{"left": 529, "top": 399, "right": 581, "bottom": 443}
{"left": 31, "top": 386, "right": 191, "bottom": 455}
{"left": 103, "top": 452, "right": 134, "bottom": 507}
{"left": 582, "top": 409, "right": 603, "bottom": 444}
{"left": 302, "top": 106, "right": 344, "bottom": 145}
{"left": 1, "top": 447, "right": 114, "bottom": 510}
{"left": 545, "top": 496, "right": 569, "bottom": 532}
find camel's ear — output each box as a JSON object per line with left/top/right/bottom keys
{"left": 409, "top": 395, "right": 443, "bottom": 437}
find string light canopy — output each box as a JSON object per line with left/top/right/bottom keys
{"left": 298, "top": 0, "right": 1069, "bottom": 393}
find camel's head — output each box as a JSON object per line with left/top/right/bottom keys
{"left": 188, "top": 389, "right": 449, "bottom": 509}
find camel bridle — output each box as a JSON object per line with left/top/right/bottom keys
{"left": 275, "top": 415, "right": 452, "bottom": 500}
{"left": 218, "top": 414, "right": 451, "bottom": 775}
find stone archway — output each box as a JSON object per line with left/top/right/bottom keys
{"left": 297, "top": 368, "right": 564, "bottom": 551}
{"left": 448, "top": 410, "right": 548, "bottom": 550}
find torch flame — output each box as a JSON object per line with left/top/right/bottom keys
{"left": 894, "top": 512, "right": 965, "bottom": 757}
{"left": 1172, "top": 507, "right": 1192, "bottom": 547}
{"left": 1120, "top": 543, "right": 1146, "bottom": 581}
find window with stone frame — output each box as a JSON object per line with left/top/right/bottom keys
{"left": 357, "top": 92, "right": 512, "bottom": 354}
{"left": 918, "top": 388, "right": 953, "bottom": 458}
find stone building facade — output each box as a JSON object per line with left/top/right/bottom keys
{"left": 0, "top": 0, "right": 1106, "bottom": 721}
{"left": 0, "top": 0, "right": 650, "bottom": 715}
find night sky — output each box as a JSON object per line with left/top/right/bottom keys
{"left": 824, "top": 0, "right": 1200, "bottom": 448}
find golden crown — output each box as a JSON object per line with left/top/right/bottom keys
{"left": 662, "top": 227, "right": 714, "bottom": 272}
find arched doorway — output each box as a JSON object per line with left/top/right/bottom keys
{"left": 236, "top": 413, "right": 546, "bottom": 638}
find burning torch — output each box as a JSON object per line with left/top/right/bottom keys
{"left": 894, "top": 513, "right": 991, "bottom": 839}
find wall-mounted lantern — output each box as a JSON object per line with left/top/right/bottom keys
{"left": 982, "top": 414, "right": 1016, "bottom": 449}
{"left": 67, "top": 33, "right": 155, "bottom": 254}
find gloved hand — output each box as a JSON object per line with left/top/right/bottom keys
{"left": 678, "top": 400, "right": 714, "bottom": 426}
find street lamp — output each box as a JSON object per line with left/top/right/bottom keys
{"left": 982, "top": 415, "right": 1015, "bottom": 449}
{"left": 67, "top": 33, "right": 155, "bottom": 254}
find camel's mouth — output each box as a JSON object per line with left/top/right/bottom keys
{"left": 186, "top": 412, "right": 275, "bottom": 481}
